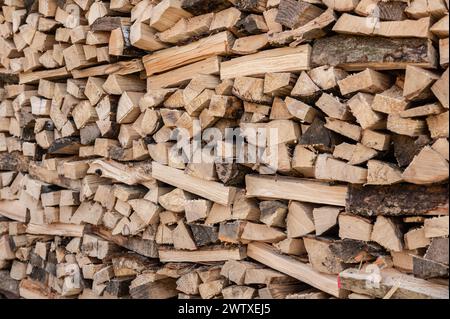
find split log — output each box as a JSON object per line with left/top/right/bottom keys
{"left": 220, "top": 46, "right": 311, "bottom": 79}
{"left": 246, "top": 175, "right": 348, "bottom": 206}
{"left": 247, "top": 242, "right": 347, "bottom": 298}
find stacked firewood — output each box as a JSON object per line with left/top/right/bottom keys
{"left": 0, "top": 0, "right": 449, "bottom": 299}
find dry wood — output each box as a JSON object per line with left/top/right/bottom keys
{"left": 247, "top": 242, "right": 347, "bottom": 298}
{"left": 221, "top": 46, "right": 311, "bottom": 79}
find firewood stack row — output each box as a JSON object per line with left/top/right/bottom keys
{"left": 0, "top": 0, "right": 449, "bottom": 299}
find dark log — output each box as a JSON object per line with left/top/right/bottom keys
{"left": 108, "top": 146, "right": 133, "bottom": 162}
{"left": 0, "top": 270, "right": 20, "bottom": 299}
{"left": 339, "top": 268, "right": 449, "bottom": 299}
{"left": 299, "top": 118, "right": 340, "bottom": 152}
{"left": 377, "top": 1, "right": 407, "bottom": 21}
{"left": 28, "top": 253, "right": 45, "bottom": 269}
{"left": 0, "top": 152, "right": 30, "bottom": 173}
{"left": 91, "top": 17, "right": 129, "bottom": 31}
{"left": 312, "top": 36, "right": 437, "bottom": 70}
{"left": 29, "top": 162, "right": 83, "bottom": 191}
{"left": 80, "top": 124, "right": 101, "bottom": 145}
{"left": 48, "top": 137, "right": 82, "bottom": 155}
{"left": 329, "top": 239, "right": 386, "bottom": 264}
{"left": 181, "top": 0, "right": 232, "bottom": 15}
{"left": 346, "top": 184, "right": 449, "bottom": 217}
{"left": 425, "top": 238, "right": 449, "bottom": 265}
{"left": 0, "top": 72, "right": 20, "bottom": 86}
{"left": 29, "top": 267, "right": 48, "bottom": 285}
{"left": 276, "top": 0, "right": 323, "bottom": 29}
{"left": 24, "top": 0, "right": 38, "bottom": 13}
{"left": 189, "top": 224, "right": 219, "bottom": 246}
{"left": 216, "top": 163, "right": 251, "bottom": 187}
{"left": 393, "top": 134, "right": 431, "bottom": 167}
{"left": 130, "top": 277, "right": 178, "bottom": 299}
{"left": 413, "top": 256, "right": 449, "bottom": 279}
{"left": 235, "top": 14, "right": 267, "bottom": 35}
{"left": 236, "top": 0, "right": 267, "bottom": 13}
{"left": 105, "top": 277, "right": 134, "bottom": 297}
{"left": 120, "top": 26, "right": 148, "bottom": 58}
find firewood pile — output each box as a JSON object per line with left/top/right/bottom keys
{"left": 0, "top": 0, "right": 449, "bottom": 300}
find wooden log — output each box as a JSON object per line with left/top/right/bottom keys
{"left": 304, "top": 237, "right": 348, "bottom": 275}
{"left": 0, "top": 270, "right": 20, "bottom": 298}
{"left": 275, "top": 0, "right": 323, "bottom": 29}
{"left": 413, "top": 255, "right": 449, "bottom": 279}
{"left": 425, "top": 238, "right": 449, "bottom": 265}
{"left": 338, "top": 69, "right": 392, "bottom": 96}
{"left": 157, "top": 12, "right": 214, "bottom": 44}
{"left": 241, "top": 222, "right": 286, "bottom": 243}
{"left": 312, "top": 35, "right": 437, "bottom": 70}
{"left": 221, "top": 46, "right": 311, "bottom": 80}
{"left": 247, "top": 242, "right": 347, "bottom": 298}
{"left": 246, "top": 175, "right": 348, "bottom": 206}
{"left": 236, "top": 0, "right": 267, "bottom": 13}
{"left": 143, "top": 31, "right": 233, "bottom": 76}
{"left": 403, "top": 65, "right": 440, "bottom": 101}
{"left": 315, "top": 93, "right": 351, "bottom": 121}
{"left": 339, "top": 213, "right": 373, "bottom": 242}
{"left": 152, "top": 162, "right": 236, "bottom": 205}
{"left": 346, "top": 184, "right": 449, "bottom": 217}
{"left": 181, "top": 0, "right": 232, "bottom": 15}
{"left": 89, "top": 226, "right": 158, "bottom": 258}
{"left": 339, "top": 267, "right": 448, "bottom": 299}
{"left": 130, "top": 22, "right": 167, "bottom": 51}
{"left": 88, "top": 159, "right": 154, "bottom": 186}
{"left": 147, "top": 56, "right": 221, "bottom": 89}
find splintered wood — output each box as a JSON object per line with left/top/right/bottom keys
{"left": 0, "top": 0, "right": 448, "bottom": 300}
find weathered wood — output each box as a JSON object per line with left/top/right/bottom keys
{"left": 89, "top": 226, "right": 158, "bottom": 258}
{"left": 312, "top": 35, "right": 437, "bottom": 70}
{"left": 0, "top": 270, "right": 20, "bottom": 298}
{"left": 339, "top": 267, "right": 449, "bottom": 299}
{"left": 346, "top": 184, "right": 449, "bottom": 217}
{"left": 143, "top": 31, "right": 234, "bottom": 76}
